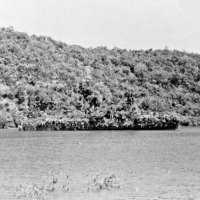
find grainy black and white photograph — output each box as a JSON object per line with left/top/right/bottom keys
{"left": 0, "top": 0, "right": 200, "bottom": 199}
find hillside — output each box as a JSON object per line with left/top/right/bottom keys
{"left": 0, "top": 27, "right": 200, "bottom": 129}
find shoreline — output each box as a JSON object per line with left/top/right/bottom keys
{"left": 2, "top": 126, "right": 200, "bottom": 134}
{"left": 2, "top": 115, "right": 200, "bottom": 131}
{"left": 19, "top": 114, "right": 179, "bottom": 131}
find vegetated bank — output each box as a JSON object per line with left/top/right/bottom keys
{"left": 21, "top": 114, "right": 179, "bottom": 131}
{"left": 0, "top": 27, "right": 199, "bottom": 130}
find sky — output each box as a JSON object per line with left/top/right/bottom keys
{"left": 0, "top": 0, "right": 200, "bottom": 53}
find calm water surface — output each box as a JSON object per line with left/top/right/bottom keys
{"left": 0, "top": 127, "right": 200, "bottom": 200}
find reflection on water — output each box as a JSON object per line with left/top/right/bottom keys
{"left": 0, "top": 127, "right": 200, "bottom": 199}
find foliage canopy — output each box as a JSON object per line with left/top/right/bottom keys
{"left": 0, "top": 28, "right": 200, "bottom": 128}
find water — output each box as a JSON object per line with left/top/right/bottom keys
{"left": 0, "top": 127, "right": 200, "bottom": 200}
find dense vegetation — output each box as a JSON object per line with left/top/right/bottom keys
{"left": 0, "top": 27, "right": 199, "bottom": 129}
